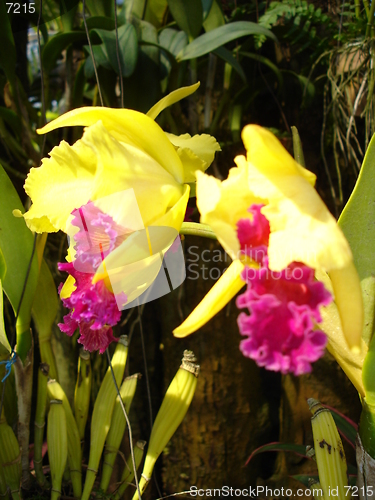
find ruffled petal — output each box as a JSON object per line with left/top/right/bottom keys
{"left": 24, "top": 121, "right": 183, "bottom": 233}
{"left": 167, "top": 132, "right": 221, "bottom": 183}
{"left": 24, "top": 138, "right": 97, "bottom": 233}
{"left": 37, "top": 107, "right": 185, "bottom": 183}
{"left": 237, "top": 262, "right": 332, "bottom": 375}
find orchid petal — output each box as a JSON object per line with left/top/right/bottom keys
{"left": 91, "top": 186, "right": 189, "bottom": 305}
{"left": 173, "top": 259, "right": 246, "bottom": 337}
{"left": 196, "top": 168, "right": 264, "bottom": 260}
{"left": 24, "top": 121, "right": 182, "bottom": 233}
{"left": 60, "top": 275, "right": 76, "bottom": 300}
{"left": 167, "top": 132, "right": 221, "bottom": 183}
{"left": 147, "top": 82, "right": 200, "bottom": 120}
{"left": 316, "top": 269, "right": 366, "bottom": 396}
{"left": 329, "top": 262, "right": 363, "bottom": 351}
{"left": 24, "top": 138, "right": 97, "bottom": 233}
{"left": 239, "top": 125, "right": 352, "bottom": 272}
{"left": 37, "top": 107, "right": 184, "bottom": 183}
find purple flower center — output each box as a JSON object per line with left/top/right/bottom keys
{"left": 236, "top": 204, "right": 270, "bottom": 264}
{"left": 58, "top": 202, "right": 127, "bottom": 353}
{"left": 236, "top": 205, "right": 332, "bottom": 375}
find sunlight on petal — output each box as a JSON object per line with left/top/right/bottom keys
{"left": 147, "top": 82, "right": 200, "bottom": 120}
{"left": 37, "top": 107, "right": 184, "bottom": 183}
{"left": 173, "top": 259, "right": 246, "bottom": 337}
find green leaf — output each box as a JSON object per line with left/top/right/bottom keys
{"left": 326, "top": 405, "right": 357, "bottom": 448}
{"left": 245, "top": 442, "right": 308, "bottom": 466}
{"left": 177, "top": 21, "right": 277, "bottom": 61}
{"left": 240, "top": 51, "right": 283, "bottom": 91}
{"left": 158, "top": 28, "right": 187, "bottom": 80}
{"left": 0, "top": 107, "right": 22, "bottom": 137}
{"left": 42, "top": 32, "right": 87, "bottom": 72}
{"left": 32, "top": 260, "right": 58, "bottom": 342}
{"left": 214, "top": 47, "right": 246, "bottom": 83}
{"left": 339, "top": 133, "right": 375, "bottom": 346}
{"left": 202, "top": 0, "right": 214, "bottom": 20}
{"left": 144, "top": 0, "right": 168, "bottom": 28}
{"left": 90, "top": 24, "right": 138, "bottom": 77}
{"left": 167, "top": 0, "right": 203, "bottom": 39}
{"left": 0, "top": 248, "right": 6, "bottom": 283}
{"left": 85, "top": 0, "right": 114, "bottom": 18}
{"left": 291, "top": 126, "right": 305, "bottom": 167}
{"left": 0, "top": 1, "right": 16, "bottom": 86}
{"left": 31, "top": 259, "right": 58, "bottom": 379}
{"left": 283, "top": 70, "right": 315, "bottom": 105}
{"left": 203, "top": 0, "right": 225, "bottom": 31}
{"left": 0, "top": 280, "right": 11, "bottom": 354}
{"left": 84, "top": 16, "right": 116, "bottom": 31}
{"left": 0, "top": 164, "right": 38, "bottom": 351}
{"left": 159, "top": 28, "right": 188, "bottom": 57}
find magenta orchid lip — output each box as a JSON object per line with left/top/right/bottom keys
{"left": 236, "top": 204, "right": 332, "bottom": 375}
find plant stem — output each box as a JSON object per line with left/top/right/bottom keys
{"left": 355, "top": 0, "right": 361, "bottom": 20}
{"left": 366, "top": 0, "right": 375, "bottom": 37}
{"left": 359, "top": 399, "right": 375, "bottom": 458}
{"left": 180, "top": 222, "right": 217, "bottom": 240}
{"left": 363, "top": 0, "right": 370, "bottom": 20}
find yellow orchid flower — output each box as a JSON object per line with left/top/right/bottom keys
{"left": 20, "top": 84, "right": 219, "bottom": 352}
{"left": 174, "top": 125, "right": 363, "bottom": 374}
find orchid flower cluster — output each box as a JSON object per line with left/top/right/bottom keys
{"left": 22, "top": 85, "right": 363, "bottom": 376}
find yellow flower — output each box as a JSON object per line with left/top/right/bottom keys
{"left": 20, "top": 84, "right": 220, "bottom": 321}
{"left": 174, "top": 125, "right": 363, "bottom": 354}
{"left": 22, "top": 83, "right": 219, "bottom": 235}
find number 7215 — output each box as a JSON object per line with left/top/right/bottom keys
{"left": 6, "top": 3, "right": 36, "bottom": 14}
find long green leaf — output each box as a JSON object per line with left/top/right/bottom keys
{"left": 214, "top": 46, "right": 246, "bottom": 83}
{"left": 0, "top": 280, "right": 11, "bottom": 353}
{"left": 167, "top": 0, "right": 203, "bottom": 39}
{"left": 240, "top": 51, "right": 283, "bottom": 90}
{"left": 0, "top": 164, "right": 38, "bottom": 359}
{"left": 0, "top": 1, "right": 16, "bottom": 86}
{"left": 324, "top": 405, "right": 357, "bottom": 448}
{"left": 203, "top": 0, "right": 225, "bottom": 32}
{"left": 245, "top": 442, "right": 308, "bottom": 466}
{"left": 90, "top": 24, "right": 138, "bottom": 76}
{"left": 32, "top": 259, "right": 58, "bottom": 379}
{"left": 85, "top": 0, "right": 114, "bottom": 18}
{"left": 202, "top": 0, "right": 214, "bottom": 20}
{"left": 339, "top": 132, "right": 375, "bottom": 347}
{"left": 42, "top": 32, "right": 87, "bottom": 72}
{"left": 177, "top": 21, "right": 277, "bottom": 61}
{"left": 144, "top": 0, "right": 168, "bottom": 28}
